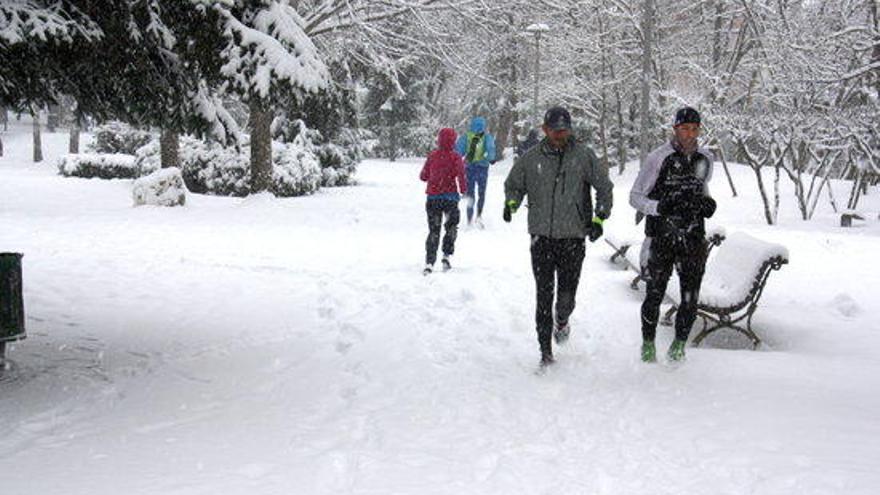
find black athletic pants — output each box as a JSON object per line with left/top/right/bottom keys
{"left": 640, "top": 233, "right": 707, "bottom": 342}
{"left": 425, "top": 199, "right": 460, "bottom": 265}
{"left": 531, "top": 236, "right": 586, "bottom": 348}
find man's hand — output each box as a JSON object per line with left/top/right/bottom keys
{"left": 503, "top": 199, "right": 518, "bottom": 223}
{"left": 588, "top": 217, "right": 604, "bottom": 242}
{"left": 698, "top": 196, "right": 717, "bottom": 218}
{"left": 658, "top": 174, "right": 706, "bottom": 217}
{"left": 657, "top": 197, "right": 679, "bottom": 216}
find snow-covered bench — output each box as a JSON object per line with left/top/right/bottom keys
{"left": 604, "top": 229, "right": 644, "bottom": 290}
{"left": 661, "top": 232, "right": 789, "bottom": 348}
{"left": 839, "top": 210, "right": 876, "bottom": 227}
{"left": 606, "top": 229, "right": 787, "bottom": 348}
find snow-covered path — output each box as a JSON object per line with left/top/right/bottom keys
{"left": 1, "top": 127, "right": 879, "bottom": 494}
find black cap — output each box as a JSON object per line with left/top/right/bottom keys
{"left": 674, "top": 107, "right": 701, "bottom": 127}
{"left": 543, "top": 106, "right": 572, "bottom": 130}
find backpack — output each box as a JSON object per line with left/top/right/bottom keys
{"left": 465, "top": 132, "right": 485, "bottom": 162}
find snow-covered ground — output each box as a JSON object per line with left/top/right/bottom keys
{"left": 1, "top": 119, "right": 879, "bottom": 494}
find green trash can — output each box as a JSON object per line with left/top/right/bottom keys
{"left": 0, "top": 253, "right": 26, "bottom": 360}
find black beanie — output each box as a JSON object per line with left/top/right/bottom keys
{"left": 674, "top": 107, "right": 701, "bottom": 126}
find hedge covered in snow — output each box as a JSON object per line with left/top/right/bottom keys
{"left": 315, "top": 128, "right": 363, "bottom": 187}
{"left": 89, "top": 121, "right": 153, "bottom": 155}
{"left": 75, "top": 121, "right": 361, "bottom": 196}
{"left": 272, "top": 141, "right": 322, "bottom": 196}
{"left": 135, "top": 136, "right": 322, "bottom": 197}
{"left": 57, "top": 153, "right": 138, "bottom": 179}
{"left": 133, "top": 167, "right": 187, "bottom": 207}
{"left": 273, "top": 119, "right": 362, "bottom": 187}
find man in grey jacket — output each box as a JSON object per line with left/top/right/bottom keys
{"left": 503, "top": 106, "right": 614, "bottom": 367}
{"left": 629, "top": 107, "right": 716, "bottom": 363}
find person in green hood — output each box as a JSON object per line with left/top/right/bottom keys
{"left": 455, "top": 116, "right": 496, "bottom": 229}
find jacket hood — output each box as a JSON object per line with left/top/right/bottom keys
{"left": 469, "top": 117, "right": 486, "bottom": 133}
{"left": 438, "top": 127, "right": 457, "bottom": 150}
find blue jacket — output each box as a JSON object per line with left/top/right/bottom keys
{"left": 455, "top": 117, "right": 496, "bottom": 168}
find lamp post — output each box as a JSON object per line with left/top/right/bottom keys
{"left": 525, "top": 23, "right": 549, "bottom": 127}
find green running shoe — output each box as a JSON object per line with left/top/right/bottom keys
{"left": 641, "top": 341, "right": 656, "bottom": 363}
{"left": 667, "top": 339, "right": 687, "bottom": 362}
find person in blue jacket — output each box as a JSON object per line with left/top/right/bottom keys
{"left": 456, "top": 116, "right": 496, "bottom": 228}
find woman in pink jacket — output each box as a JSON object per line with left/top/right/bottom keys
{"left": 420, "top": 127, "right": 468, "bottom": 275}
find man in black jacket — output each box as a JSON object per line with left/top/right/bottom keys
{"left": 629, "top": 107, "right": 717, "bottom": 363}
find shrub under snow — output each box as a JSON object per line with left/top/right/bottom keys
{"left": 273, "top": 141, "right": 321, "bottom": 196}
{"left": 90, "top": 121, "right": 153, "bottom": 155}
{"left": 178, "top": 137, "right": 251, "bottom": 196}
{"left": 280, "top": 121, "right": 361, "bottom": 187}
{"left": 316, "top": 127, "right": 363, "bottom": 187}
{"left": 135, "top": 136, "right": 322, "bottom": 197}
{"left": 132, "top": 167, "right": 187, "bottom": 207}
{"left": 133, "top": 141, "right": 161, "bottom": 177}
{"left": 57, "top": 153, "right": 138, "bottom": 179}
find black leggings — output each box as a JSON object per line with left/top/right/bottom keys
{"left": 640, "top": 234, "right": 707, "bottom": 342}
{"left": 531, "top": 236, "right": 586, "bottom": 346}
{"left": 425, "top": 199, "right": 460, "bottom": 265}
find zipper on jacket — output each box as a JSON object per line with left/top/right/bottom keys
{"left": 549, "top": 152, "right": 565, "bottom": 237}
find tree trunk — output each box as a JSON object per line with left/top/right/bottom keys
{"left": 808, "top": 175, "right": 831, "bottom": 219}
{"left": 752, "top": 165, "right": 774, "bottom": 225}
{"left": 493, "top": 12, "right": 518, "bottom": 161}
{"left": 614, "top": 82, "right": 627, "bottom": 175}
{"left": 847, "top": 169, "right": 864, "bottom": 210}
{"left": 711, "top": 0, "right": 724, "bottom": 70}
{"left": 0, "top": 135, "right": 4, "bottom": 157}
{"left": 46, "top": 104, "right": 59, "bottom": 132}
{"left": 68, "top": 101, "right": 80, "bottom": 154}
{"left": 826, "top": 173, "right": 840, "bottom": 213}
{"left": 717, "top": 147, "right": 738, "bottom": 196}
{"left": 57, "top": 98, "right": 68, "bottom": 130}
{"left": 597, "top": 15, "right": 610, "bottom": 171}
{"left": 32, "top": 110, "right": 43, "bottom": 163}
{"left": 737, "top": 137, "right": 774, "bottom": 225}
{"left": 495, "top": 102, "right": 515, "bottom": 162}
{"left": 69, "top": 124, "right": 80, "bottom": 154}
{"left": 249, "top": 99, "right": 273, "bottom": 193}
{"left": 0, "top": 104, "right": 7, "bottom": 131}
{"left": 873, "top": 0, "right": 880, "bottom": 100}
{"left": 638, "top": 0, "right": 656, "bottom": 160}
{"left": 160, "top": 129, "right": 180, "bottom": 168}
{"left": 773, "top": 158, "right": 781, "bottom": 223}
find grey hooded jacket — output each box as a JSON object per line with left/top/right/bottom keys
{"left": 504, "top": 138, "right": 613, "bottom": 239}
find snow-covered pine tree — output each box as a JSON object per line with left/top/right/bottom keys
{"left": 200, "top": 0, "right": 329, "bottom": 193}
{"left": 0, "top": 1, "right": 101, "bottom": 161}
{"left": 1, "top": 1, "right": 243, "bottom": 167}
{"left": 64, "top": 1, "right": 240, "bottom": 168}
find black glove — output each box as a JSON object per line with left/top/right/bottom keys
{"left": 698, "top": 196, "right": 717, "bottom": 218}
{"left": 658, "top": 192, "right": 703, "bottom": 217}
{"left": 588, "top": 218, "right": 603, "bottom": 242}
{"left": 658, "top": 174, "right": 705, "bottom": 217}
{"left": 657, "top": 197, "right": 678, "bottom": 216}
{"left": 503, "top": 200, "right": 518, "bottom": 223}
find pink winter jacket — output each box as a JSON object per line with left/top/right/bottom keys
{"left": 420, "top": 128, "right": 468, "bottom": 196}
